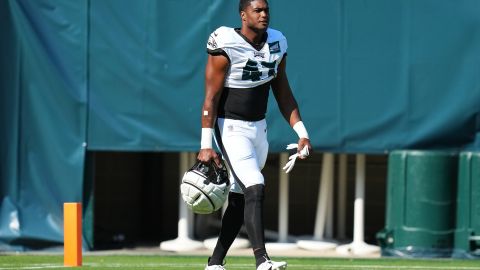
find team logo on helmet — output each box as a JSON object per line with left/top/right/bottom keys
{"left": 180, "top": 159, "right": 230, "bottom": 214}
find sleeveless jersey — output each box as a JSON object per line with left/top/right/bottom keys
{"left": 206, "top": 26, "right": 287, "bottom": 121}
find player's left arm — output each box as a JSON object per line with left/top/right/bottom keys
{"left": 271, "top": 56, "right": 312, "bottom": 157}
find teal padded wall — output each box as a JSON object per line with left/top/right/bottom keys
{"left": 1, "top": 0, "right": 88, "bottom": 250}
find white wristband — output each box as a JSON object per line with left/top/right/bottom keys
{"left": 293, "top": 121, "right": 309, "bottom": 139}
{"left": 200, "top": 128, "right": 214, "bottom": 149}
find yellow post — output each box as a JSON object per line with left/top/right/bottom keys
{"left": 64, "top": 202, "right": 82, "bottom": 267}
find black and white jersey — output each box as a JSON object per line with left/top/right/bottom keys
{"left": 207, "top": 26, "right": 287, "bottom": 121}
{"left": 207, "top": 26, "right": 287, "bottom": 88}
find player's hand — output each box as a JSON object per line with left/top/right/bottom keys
{"left": 282, "top": 140, "right": 312, "bottom": 173}
{"left": 297, "top": 138, "right": 312, "bottom": 159}
{"left": 197, "top": 148, "right": 221, "bottom": 167}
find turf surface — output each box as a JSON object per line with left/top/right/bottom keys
{"left": 1, "top": 255, "right": 480, "bottom": 269}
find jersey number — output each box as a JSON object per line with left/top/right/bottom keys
{"left": 242, "top": 59, "right": 276, "bottom": 81}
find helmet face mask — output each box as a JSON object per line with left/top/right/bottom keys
{"left": 180, "top": 159, "right": 230, "bottom": 214}
{"left": 190, "top": 159, "right": 229, "bottom": 186}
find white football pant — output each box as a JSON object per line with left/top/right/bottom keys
{"left": 214, "top": 118, "right": 268, "bottom": 194}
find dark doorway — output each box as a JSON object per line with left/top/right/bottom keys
{"left": 87, "top": 151, "right": 180, "bottom": 249}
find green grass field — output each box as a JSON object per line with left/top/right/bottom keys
{"left": 1, "top": 255, "right": 480, "bottom": 270}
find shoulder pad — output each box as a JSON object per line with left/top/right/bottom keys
{"left": 267, "top": 28, "right": 288, "bottom": 54}
{"left": 267, "top": 28, "right": 286, "bottom": 42}
{"left": 207, "top": 26, "right": 235, "bottom": 51}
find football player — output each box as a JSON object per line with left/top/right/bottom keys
{"left": 198, "top": 0, "right": 312, "bottom": 269}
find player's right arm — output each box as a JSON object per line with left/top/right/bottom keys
{"left": 197, "top": 54, "right": 229, "bottom": 166}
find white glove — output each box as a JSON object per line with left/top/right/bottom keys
{"left": 287, "top": 143, "right": 310, "bottom": 158}
{"left": 282, "top": 143, "right": 310, "bottom": 173}
{"left": 282, "top": 152, "right": 298, "bottom": 173}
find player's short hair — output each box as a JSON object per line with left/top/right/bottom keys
{"left": 239, "top": 0, "right": 269, "bottom": 13}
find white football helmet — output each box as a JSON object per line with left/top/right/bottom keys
{"left": 180, "top": 159, "right": 230, "bottom": 214}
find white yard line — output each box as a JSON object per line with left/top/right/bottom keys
{"left": 0, "top": 265, "right": 64, "bottom": 270}
{"left": 287, "top": 265, "right": 480, "bottom": 270}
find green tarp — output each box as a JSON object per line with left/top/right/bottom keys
{"left": 1, "top": 0, "right": 88, "bottom": 250}
{"left": 1, "top": 0, "right": 479, "bottom": 249}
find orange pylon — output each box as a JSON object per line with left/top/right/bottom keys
{"left": 64, "top": 202, "right": 82, "bottom": 267}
